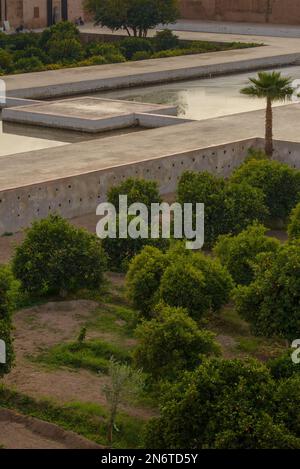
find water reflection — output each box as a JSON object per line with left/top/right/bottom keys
{"left": 95, "top": 65, "right": 300, "bottom": 120}
{"left": 0, "top": 119, "right": 142, "bottom": 157}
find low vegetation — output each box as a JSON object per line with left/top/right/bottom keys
{"left": 0, "top": 21, "right": 260, "bottom": 75}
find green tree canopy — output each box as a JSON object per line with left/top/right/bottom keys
{"left": 13, "top": 215, "right": 107, "bottom": 297}
{"left": 127, "top": 243, "right": 233, "bottom": 320}
{"left": 214, "top": 223, "right": 280, "bottom": 285}
{"left": 133, "top": 305, "right": 219, "bottom": 381}
{"left": 231, "top": 156, "right": 300, "bottom": 224}
{"left": 177, "top": 171, "right": 268, "bottom": 246}
{"left": 86, "top": 0, "right": 179, "bottom": 37}
{"left": 144, "top": 358, "right": 300, "bottom": 449}
{"left": 0, "top": 266, "right": 15, "bottom": 378}
{"left": 234, "top": 240, "right": 300, "bottom": 341}
{"left": 288, "top": 202, "right": 300, "bottom": 240}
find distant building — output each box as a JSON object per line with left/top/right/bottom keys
{"left": 0, "top": 0, "right": 86, "bottom": 30}
{"left": 180, "top": 0, "right": 300, "bottom": 25}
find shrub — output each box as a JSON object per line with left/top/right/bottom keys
{"left": 275, "top": 375, "right": 300, "bottom": 437}
{"left": 77, "top": 56, "right": 107, "bottom": 66}
{"left": 0, "top": 266, "right": 15, "bottom": 378}
{"left": 154, "top": 29, "right": 179, "bottom": 51}
{"left": 15, "top": 56, "right": 44, "bottom": 73}
{"left": 159, "top": 251, "right": 232, "bottom": 320}
{"left": 8, "top": 32, "right": 39, "bottom": 51}
{"left": 159, "top": 261, "right": 209, "bottom": 320}
{"left": 231, "top": 159, "right": 300, "bottom": 224}
{"left": 268, "top": 351, "right": 300, "bottom": 380}
{"left": 0, "top": 266, "right": 15, "bottom": 320}
{"left": 214, "top": 223, "right": 280, "bottom": 285}
{"left": 221, "top": 182, "right": 268, "bottom": 235}
{"left": 104, "top": 52, "right": 126, "bottom": 63}
{"left": 0, "top": 319, "right": 14, "bottom": 377}
{"left": 107, "top": 177, "right": 161, "bottom": 211}
{"left": 102, "top": 215, "right": 168, "bottom": 272}
{"left": 245, "top": 147, "right": 268, "bottom": 162}
{"left": 126, "top": 244, "right": 232, "bottom": 319}
{"left": 190, "top": 252, "right": 233, "bottom": 313}
{"left": 134, "top": 305, "right": 219, "bottom": 381}
{"left": 131, "top": 51, "right": 152, "bottom": 61}
{"left": 120, "top": 37, "right": 153, "bottom": 60}
{"left": 48, "top": 38, "right": 84, "bottom": 63}
{"left": 12, "top": 215, "right": 107, "bottom": 297}
{"left": 288, "top": 202, "right": 300, "bottom": 240}
{"left": 39, "top": 21, "right": 80, "bottom": 49}
{"left": 126, "top": 246, "right": 168, "bottom": 317}
{"left": 177, "top": 171, "right": 225, "bottom": 246}
{"left": 0, "top": 32, "right": 9, "bottom": 49}
{"left": 145, "top": 358, "right": 300, "bottom": 449}
{"left": 234, "top": 240, "right": 300, "bottom": 340}
{"left": 151, "top": 49, "right": 185, "bottom": 58}
{"left": 0, "top": 49, "right": 13, "bottom": 72}
{"left": 177, "top": 171, "right": 268, "bottom": 246}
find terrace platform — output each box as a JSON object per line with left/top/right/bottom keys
{"left": 2, "top": 97, "right": 178, "bottom": 133}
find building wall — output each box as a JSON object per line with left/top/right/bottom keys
{"left": 3, "top": 0, "right": 86, "bottom": 29}
{"left": 180, "top": 0, "right": 300, "bottom": 25}
{"left": 6, "top": 0, "right": 24, "bottom": 28}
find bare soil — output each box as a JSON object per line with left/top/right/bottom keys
{"left": 4, "top": 299, "right": 153, "bottom": 420}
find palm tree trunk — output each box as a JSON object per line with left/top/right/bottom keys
{"left": 265, "top": 97, "right": 273, "bottom": 157}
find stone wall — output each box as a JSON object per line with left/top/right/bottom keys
{"left": 3, "top": 0, "right": 86, "bottom": 29}
{"left": 1, "top": 137, "right": 300, "bottom": 235}
{"left": 180, "top": 0, "right": 300, "bottom": 25}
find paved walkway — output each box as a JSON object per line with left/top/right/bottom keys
{"left": 1, "top": 103, "right": 300, "bottom": 191}
{"left": 3, "top": 26, "right": 300, "bottom": 99}
{"left": 166, "top": 19, "right": 300, "bottom": 38}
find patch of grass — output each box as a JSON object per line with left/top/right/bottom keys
{"left": 34, "top": 339, "right": 132, "bottom": 373}
{"left": 236, "top": 336, "right": 286, "bottom": 361}
{"left": 0, "top": 385, "right": 144, "bottom": 448}
{"left": 85, "top": 303, "right": 138, "bottom": 339}
{"left": 207, "top": 305, "right": 250, "bottom": 337}
{"left": 207, "top": 306, "right": 286, "bottom": 361}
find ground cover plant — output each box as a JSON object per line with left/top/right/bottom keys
{"left": 0, "top": 21, "right": 260, "bottom": 75}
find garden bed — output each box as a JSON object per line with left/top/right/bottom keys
{"left": 0, "top": 22, "right": 261, "bottom": 75}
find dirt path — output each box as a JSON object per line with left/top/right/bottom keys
{"left": 0, "top": 409, "right": 102, "bottom": 449}
{"left": 0, "top": 421, "right": 68, "bottom": 449}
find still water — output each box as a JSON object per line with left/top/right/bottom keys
{"left": 0, "top": 120, "right": 67, "bottom": 157}
{"left": 0, "top": 119, "right": 141, "bottom": 157}
{"left": 96, "top": 65, "right": 300, "bottom": 121}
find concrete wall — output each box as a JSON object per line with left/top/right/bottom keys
{"left": 1, "top": 137, "right": 299, "bottom": 235}
{"left": 180, "top": 0, "right": 300, "bottom": 25}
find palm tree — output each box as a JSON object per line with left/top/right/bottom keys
{"left": 241, "top": 71, "right": 295, "bottom": 157}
